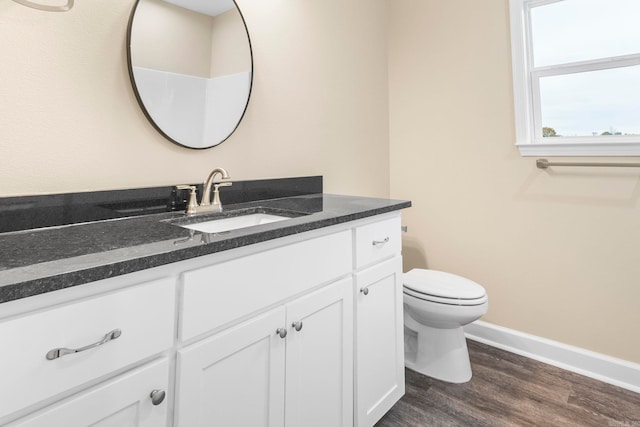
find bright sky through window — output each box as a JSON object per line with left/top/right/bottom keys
{"left": 530, "top": 0, "right": 640, "bottom": 138}
{"left": 530, "top": 0, "right": 640, "bottom": 67}
{"left": 539, "top": 65, "right": 640, "bottom": 137}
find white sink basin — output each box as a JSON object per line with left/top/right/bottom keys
{"left": 179, "top": 213, "right": 290, "bottom": 234}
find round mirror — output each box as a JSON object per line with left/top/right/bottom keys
{"left": 127, "top": 0, "right": 252, "bottom": 149}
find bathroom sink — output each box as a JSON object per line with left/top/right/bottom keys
{"left": 179, "top": 213, "right": 289, "bottom": 233}
{"left": 165, "top": 204, "right": 310, "bottom": 234}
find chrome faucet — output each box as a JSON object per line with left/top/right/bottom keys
{"left": 175, "top": 167, "right": 232, "bottom": 215}
{"left": 201, "top": 167, "right": 232, "bottom": 209}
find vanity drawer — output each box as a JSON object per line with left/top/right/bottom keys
{"left": 354, "top": 215, "right": 402, "bottom": 269}
{"left": 0, "top": 277, "right": 176, "bottom": 420}
{"left": 7, "top": 358, "right": 170, "bottom": 427}
{"left": 181, "top": 230, "right": 352, "bottom": 341}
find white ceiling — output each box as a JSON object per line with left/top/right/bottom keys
{"left": 162, "top": 0, "right": 235, "bottom": 17}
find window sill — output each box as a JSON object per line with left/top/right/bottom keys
{"left": 516, "top": 141, "right": 640, "bottom": 157}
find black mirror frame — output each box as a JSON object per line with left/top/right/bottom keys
{"left": 126, "top": 0, "right": 254, "bottom": 150}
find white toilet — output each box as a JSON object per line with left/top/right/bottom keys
{"left": 403, "top": 268, "right": 488, "bottom": 383}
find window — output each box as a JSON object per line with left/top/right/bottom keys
{"left": 509, "top": 0, "right": 640, "bottom": 156}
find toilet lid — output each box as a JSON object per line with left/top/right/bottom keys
{"left": 403, "top": 269, "right": 486, "bottom": 300}
{"left": 403, "top": 287, "right": 488, "bottom": 306}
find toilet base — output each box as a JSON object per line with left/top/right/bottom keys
{"left": 404, "top": 321, "right": 473, "bottom": 384}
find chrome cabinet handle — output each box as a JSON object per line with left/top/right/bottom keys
{"left": 360, "top": 288, "right": 369, "bottom": 296}
{"left": 276, "top": 328, "right": 288, "bottom": 339}
{"left": 46, "top": 329, "right": 122, "bottom": 360}
{"left": 150, "top": 389, "right": 166, "bottom": 406}
{"left": 292, "top": 321, "right": 303, "bottom": 332}
{"left": 372, "top": 237, "right": 389, "bottom": 246}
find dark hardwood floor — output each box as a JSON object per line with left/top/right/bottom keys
{"left": 376, "top": 340, "right": 640, "bottom": 427}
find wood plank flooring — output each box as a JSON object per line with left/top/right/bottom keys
{"left": 376, "top": 340, "right": 640, "bottom": 427}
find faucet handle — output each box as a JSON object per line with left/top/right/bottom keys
{"left": 175, "top": 185, "right": 198, "bottom": 215}
{"left": 213, "top": 181, "right": 233, "bottom": 189}
{"left": 212, "top": 181, "right": 232, "bottom": 209}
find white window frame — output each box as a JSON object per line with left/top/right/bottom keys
{"left": 510, "top": 0, "right": 640, "bottom": 156}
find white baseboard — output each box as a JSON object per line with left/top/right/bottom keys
{"left": 464, "top": 320, "right": 640, "bottom": 394}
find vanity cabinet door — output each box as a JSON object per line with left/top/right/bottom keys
{"left": 175, "top": 277, "right": 354, "bottom": 427}
{"left": 355, "top": 256, "right": 405, "bottom": 427}
{"left": 285, "top": 277, "right": 353, "bottom": 427}
{"left": 7, "top": 358, "right": 170, "bottom": 427}
{"left": 175, "top": 307, "right": 287, "bottom": 427}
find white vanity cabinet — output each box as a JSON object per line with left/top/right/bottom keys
{"left": 0, "top": 210, "right": 405, "bottom": 427}
{"left": 354, "top": 216, "right": 405, "bottom": 427}
{"left": 175, "top": 277, "right": 353, "bottom": 427}
{"left": 175, "top": 229, "right": 354, "bottom": 427}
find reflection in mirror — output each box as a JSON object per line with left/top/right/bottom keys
{"left": 127, "top": 0, "right": 252, "bottom": 149}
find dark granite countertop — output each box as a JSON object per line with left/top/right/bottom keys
{"left": 0, "top": 193, "right": 410, "bottom": 304}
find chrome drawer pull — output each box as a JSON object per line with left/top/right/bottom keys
{"left": 292, "top": 321, "right": 303, "bottom": 332}
{"left": 46, "top": 329, "right": 122, "bottom": 360}
{"left": 372, "top": 237, "right": 389, "bottom": 246}
{"left": 360, "top": 287, "right": 369, "bottom": 296}
{"left": 276, "top": 328, "right": 288, "bottom": 339}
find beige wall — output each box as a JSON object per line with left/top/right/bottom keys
{"left": 210, "top": 8, "right": 251, "bottom": 78}
{"left": 0, "top": 0, "right": 390, "bottom": 198}
{"left": 388, "top": 0, "right": 640, "bottom": 363}
{"left": 131, "top": 0, "right": 213, "bottom": 77}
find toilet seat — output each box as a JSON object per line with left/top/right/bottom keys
{"left": 403, "top": 287, "right": 488, "bottom": 306}
{"left": 403, "top": 269, "right": 487, "bottom": 306}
